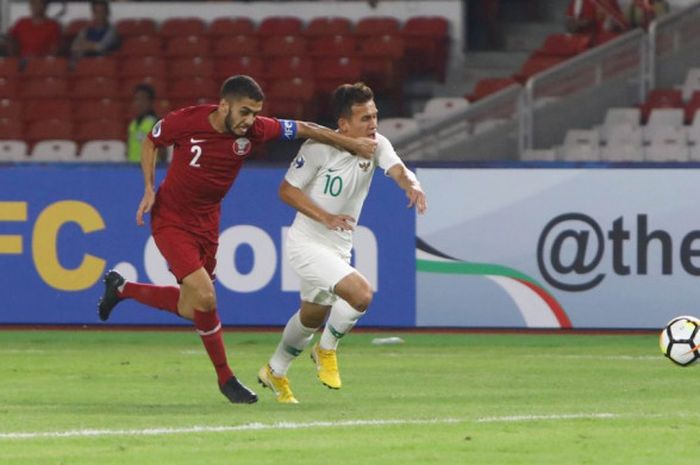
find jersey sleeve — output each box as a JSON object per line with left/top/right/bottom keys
{"left": 375, "top": 133, "right": 404, "bottom": 174}
{"left": 253, "top": 116, "right": 285, "bottom": 142}
{"left": 146, "top": 111, "right": 180, "bottom": 147}
{"left": 284, "top": 141, "right": 327, "bottom": 189}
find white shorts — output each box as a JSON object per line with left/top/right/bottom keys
{"left": 287, "top": 237, "right": 354, "bottom": 306}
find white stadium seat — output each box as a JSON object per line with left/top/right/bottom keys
{"left": 644, "top": 126, "right": 689, "bottom": 162}
{"left": 29, "top": 140, "right": 78, "bottom": 162}
{"left": 560, "top": 129, "right": 600, "bottom": 161}
{"left": 0, "top": 140, "right": 29, "bottom": 162}
{"left": 79, "top": 140, "right": 127, "bottom": 162}
{"left": 598, "top": 107, "right": 640, "bottom": 143}
{"left": 378, "top": 118, "right": 419, "bottom": 141}
{"left": 600, "top": 125, "right": 643, "bottom": 162}
{"left": 644, "top": 108, "right": 685, "bottom": 142}
{"left": 681, "top": 68, "right": 700, "bottom": 101}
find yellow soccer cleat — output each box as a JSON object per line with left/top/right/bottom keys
{"left": 257, "top": 365, "right": 299, "bottom": 404}
{"left": 311, "top": 343, "right": 342, "bottom": 389}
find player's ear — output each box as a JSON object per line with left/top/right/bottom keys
{"left": 218, "top": 98, "right": 230, "bottom": 114}
{"left": 337, "top": 117, "right": 349, "bottom": 133}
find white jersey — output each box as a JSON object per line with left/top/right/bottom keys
{"left": 284, "top": 132, "right": 403, "bottom": 254}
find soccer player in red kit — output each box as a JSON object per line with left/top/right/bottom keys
{"left": 97, "top": 75, "right": 377, "bottom": 404}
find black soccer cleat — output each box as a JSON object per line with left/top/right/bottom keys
{"left": 219, "top": 377, "right": 258, "bottom": 404}
{"left": 97, "top": 270, "right": 125, "bottom": 322}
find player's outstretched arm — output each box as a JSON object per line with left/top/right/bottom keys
{"left": 387, "top": 163, "right": 427, "bottom": 214}
{"left": 279, "top": 180, "right": 355, "bottom": 231}
{"left": 295, "top": 121, "right": 377, "bottom": 159}
{"left": 136, "top": 137, "right": 158, "bottom": 226}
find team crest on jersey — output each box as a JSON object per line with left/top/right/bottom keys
{"left": 358, "top": 161, "right": 372, "bottom": 172}
{"left": 152, "top": 119, "right": 162, "bottom": 138}
{"left": 294, "top": 156, "right": 305, "bottom": 168}
{"left": 232, "top": 137, "right": 252, "bottom": 157}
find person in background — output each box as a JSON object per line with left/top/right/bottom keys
{"left": 71, "top": 0, "right": 119, "bottom": 59}
{"left": 127, "top": 84, "right": 163, "bottom": 163}
{"left": 627, "top": 0, "right": 670, "bottom": 29}
{"left": 8, "top": 0, "right": 62, "bottom": 60}
{"left": 566, "top": 0, "right": 628, "bottom": 35}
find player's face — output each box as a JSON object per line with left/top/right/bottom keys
{"left": 223, "top": 97, "right": 263, "bottom": 136}
{"left": 340, "top": 100, "right": 378, "bottom": 139}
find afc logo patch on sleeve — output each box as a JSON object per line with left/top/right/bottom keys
{"left": 151, "top": 120, "right": 162, "bottom": 137}
{"left": 280, "top": 119, "right": 297, "bottom": 141}
{"left": 294, "top": 156, "right": 305, "bottom": 168}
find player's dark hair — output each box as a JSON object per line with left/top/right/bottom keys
{"left": 220, "top": 75, "right": 265, "bottom": 102}
{"left": 134, "top": 83, "right": 155, "bottom": 100}
{"left": 331, "top": 82, "right": 374, "bottom": 121}
{"left": 90, "top": 0, "right": 110, "bottom": 15}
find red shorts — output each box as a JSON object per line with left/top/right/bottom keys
{"left": 152, "top": 225, "right": 217, "bottom": 282}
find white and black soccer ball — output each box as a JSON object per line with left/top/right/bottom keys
{"left": 659, "top": 315, "right": 700, "bottom": 367}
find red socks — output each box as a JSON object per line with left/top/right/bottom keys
{"left": 193, "top": 309, "right": 234, "bottom": 386}
{"left": 119, "top": 282, "right": 180, "bottom": 315}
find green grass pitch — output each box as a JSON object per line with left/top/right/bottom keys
{"left": 1, "top": 329, "right": 698, "bottom": 464}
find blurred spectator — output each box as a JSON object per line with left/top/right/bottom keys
{"left": 71, "top": 0, "right": 119, "bottom": 59}
{"left": 627, "top": 0, "right": 670, "bottom": 29}
{"left": 8, "top": 0, "right": 62, "bottom": 59}
{"left": 566, "top": 0, "right": 628, "bottom": 35}
{"left": 127, "top": 84, "right": 164, "bottom": 163}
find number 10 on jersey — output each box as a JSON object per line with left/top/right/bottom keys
{"left": 323, "top": 174, "right": 343, "bottom": 197}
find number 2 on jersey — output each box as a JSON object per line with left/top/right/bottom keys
{"left": 190, "top": 145, "right": 202, "bottom": 167}
{"left": 323, "top": 174, "right": 343, "bottom": 197}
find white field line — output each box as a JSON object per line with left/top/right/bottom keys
{"left": 0, "top": 418, "right": 462, "bottom": 440}
{"left": 2, "top": 412, "right": 684, "bottom": 441}
{"left": 476, "top": 413, "right": 618, "bottom": 423}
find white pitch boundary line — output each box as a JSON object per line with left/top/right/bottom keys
{"left": 0, "top": 418, "right": 463, "bottom": 440}
{"left": 476, "top": 413, "right": 618, "bottom": 423}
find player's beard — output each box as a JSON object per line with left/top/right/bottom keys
{"left": 224, "top": 110, "right": 237, "bottom": 135}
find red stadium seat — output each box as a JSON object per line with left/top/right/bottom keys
{"left": 309, "top": 35, "right": 357, "bottom": 57}
{"left": 212, "top": 35, "right": 260, "bottom": 57}
{"left": 159, "top": 17, "right": 207, "bottom": 38}
{"left": 0, "top": 77, "right": 17, "bottom": 98}
{"left": 266, "top": 76, "right": 317, "bottom": 120}
{"left": 641, "top": 88, "right": 684, "bottom": 122}
{"left": 22, "top": 99, "right": 72, "bottom": 123}
{"left": 20, "top": 77, "right": 68, "bottom": 98}
{"left": 268, "top": 77, "right": 315, "bottom": 100}
{"left": 355, "top": 17, "right": 400, "bottom": 37}
{"left": 25, "top": 119, "right": 73, "bottom": 142}
{"left": 154, "top": 98, "right": 172, "bottom": 117}
{"left": 169, "top": 98, "right": 217, "bottom": 111}
{"left": 0, "top": 57, "right": 19, "bottom": 78}
{"left": 168, "top": 77, "right": 218, "bottom": 101}
{"left": 73, "top": 57, "right": 118, "bottom": 78}
{"left": 74, "top": 98, "right": 125, "bottom": 123}
{"left": 264, "top": 98, "right": 307, "bottom": 120}
{"left": 207, "top": 17, "right": 256, "bottom": 37}
{"left": 257, "top": 17, "right": 304, "bottom": 36}
{"left": 118, "top": 35, "right": 163, "bottom": 57}
{"left": 164, "top": 35, "right": 211, "bottom": 58}
{"left": 313, "top": 57, "right": 362, "bottom": 106}
{"left": 214, "top": 56, "right": 265, "bottom": 82}
{"left": 119, "top": 77, "right": 167, "bottom": 100}
{"left": 24, "top": 56, "right": 68, "bottom": 78}
{"left": 402, "top": 16, "right": 449, "bottom": 81}
{"left": 261, "top": 35, "right": 308, "bottom": 57}
{"left": 304, "top": 17, "right": 353, "bottom": 37}
{"left": 72, "top": 76, "right": 119, "bottom": 99}
{"left": 0, "top": 117, "right": 23, "bottom": 139}
{"left": 0, "top": 98, "right": 21, "bottom": 120}
{"left": 467, "top": 77, "right": 520, "bottom": 101}
{"left": 514, "top": 55, "right": 567, "bottom": 82}
{"left": 75, "top": 119, "right": 125, "bottom": 142}
{"left": 119, "top": 56, "right": 166, "bottom": 79}
{"left": 266, "top": 56, "right": 314, "bottom": 80}
{"left": 358, "top": 35, "right": 404, "bottom": 94}
{"left": 116, "top": 18, "right": 157, "bottom": 37}
{"left": 167, "top": 57, "right": 215, "bottom": 79}
{"left": 538, "top": 33, "right": 591, "bottom": 58}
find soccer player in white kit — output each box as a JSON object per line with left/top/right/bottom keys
{"left": 257, "top": 83, "right": 427, "bottom": 403}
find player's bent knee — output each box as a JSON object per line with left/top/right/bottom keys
{"left": 350, "top": 288, "right": 373, "bottom": 312}
{"left": 193, "top": 289, "right": 217, "bottom": 312}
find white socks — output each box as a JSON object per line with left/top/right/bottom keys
{"left": 269, "top": 310, "right": 317, "bottom": 376}
{"left": 320, "top": 299, "right": 365, "bottom": 350}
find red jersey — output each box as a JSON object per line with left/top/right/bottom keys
{"left": 10, "top": 17, "right": 61, "bottom": 58}
{"left": 147, "top": 105, "right": 285, "bottom": 239}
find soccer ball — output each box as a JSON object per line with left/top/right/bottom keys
{"left": 659, "top": 315, "right": 700, "bottom": 367}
